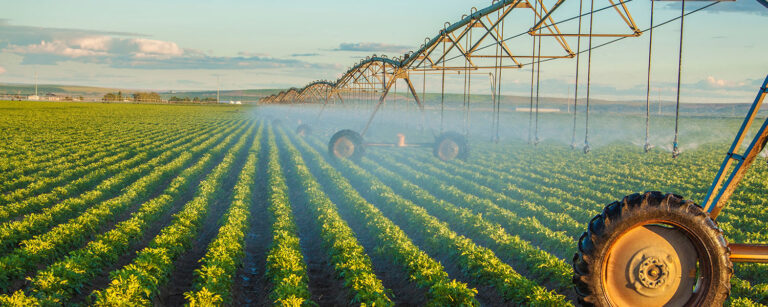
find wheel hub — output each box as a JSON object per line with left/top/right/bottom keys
{"left": 603, "top": 224, "right": 699, "bottom": 307}
{"left": 438, "top": 140, "right": 459, "bottom": 160}
{"left": 333, "top": 137, "right": 355, "bottom": 158}
{"left": 634, "top": 255, "right": 679, "bottom": 296}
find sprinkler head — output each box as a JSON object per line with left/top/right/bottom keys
{"left": 644, "top": 142, "right": 653, "bottom": 153}
{"left": 672, "top": 142, "right": 680, "bottom": 159}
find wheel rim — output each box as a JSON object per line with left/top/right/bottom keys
{"left": 333, "top": 137, "right": 355, "bottom": 158}
{"left": 603, "top": 223, "right": 706, "bottom": 307}
{"left": 437, "top": 139, "right": 459, "bottom": 160}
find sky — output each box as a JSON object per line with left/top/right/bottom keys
{"left": 0, "top": 0, "right": 766, "bottom": 102}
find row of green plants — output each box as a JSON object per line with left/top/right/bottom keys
{"left": 425, "top": 153, "right": 595, "bottom": 236}
{"left": 0, "top": 125, "right": 162, "bottom": 195}
{"left": 0, "top": 123, "right": 225, "bottom": 224}
{"left": 0, "top": 116, "right": 189, "bottom": 184}
{"left": 0, "top": 122, "right": 250, "bottom": 291}
{"left": 0, "top": 122, "right": 243, "bottom": 255}
{"left": 261, "top": 128, "right": 313, "bottom": 305}
{"left": 359, "top": 153, "right": 573, "bottom": 293}
{"left": 375, "top": 150, "right": 577, "bottom": 260}
{"left": 89, "top": 122, "right": 255, "bottom": 305}
{"left": 185, "top": 124, "right": 265, "bottom": 306}
{"left": 287, "top": 132, "right": 479, "bottom": 306}
{"left": 0, "top": 121, "right": 214, "bottom": 204}
{"left": 278, "top": 130, "right": 393, "bottom": 305}
{"left": 0, "top": 121, "right": 251, "bottom": 305}
{"left": 296, "top": 136, "right": 569, "bottom": 306}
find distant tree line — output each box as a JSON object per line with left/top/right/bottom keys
{"left": 102, "top": 91, "right": 163, "bottom": 103}
{"left": 168, "top": 96, "right": 218, "bottom": 103}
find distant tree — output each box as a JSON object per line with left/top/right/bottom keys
{"left": 102, "top": 93, "right": 117, "bottom": 102}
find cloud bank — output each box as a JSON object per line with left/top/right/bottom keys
{"left": 0, "top": 20, "right": 332, "bottom": 70}
{"left": 333, "top": 42, "right": 411, "bottom": 54}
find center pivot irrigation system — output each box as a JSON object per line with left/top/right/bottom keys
{"left": 262, "top": 0, "right": 768, "bottom": 305}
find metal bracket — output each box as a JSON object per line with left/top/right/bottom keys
{"left": 727, "top": 152, "right": 745, "bottom": 161}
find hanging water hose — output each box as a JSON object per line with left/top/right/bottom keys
{"left": 528, "top": 0, "right": 539, "bottom": 144}
{"left": 422, "top": 45, "right": 427, "bottom": 133}
{"left": 441, "top": 25, "right": 447, "bottom": 133}
{"left": 465, "top": 13, "right": 474, "bottom": 137}
{"left": 673, "top": 0, "right": 686, "bottom": 159}
{"left": 571, "top": 0, "right": 584, "bottom": 149}
{"left": 496, "top": 15, "right": 505, "bottom": 143}
{"left": 584, "top": 0, "right": 596, "bottom": 154}
{"left": 534, "top": 1, "right": 544, "bottom": 146}
{"left": 644, "top": 0, "right": 655, "bottom": 153}
{"left": 492, "top": 13, "right": 502, "bottom": 143}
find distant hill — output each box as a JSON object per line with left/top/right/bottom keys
{"left": 0, "top": 83, "right": 125, "bottom": 98}
{"left": 0, "top": 83, "right": 283, "bottom": 103}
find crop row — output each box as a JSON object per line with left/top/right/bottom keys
{"left": 0, "top": 121, "right": 250, "bottom": 292}
{"left": 0, "top": 121, "right": 253, "bottom": 306}
{"left": 260, "top": 127, "right": 313, "bottom": 306}
{"left": 278, "top": 129, "right": 393, "bottom": 305}
{"left": 0, "top": 117, "right": 218, "bottom": 184}
{"left": 0, "top": 122, "right": 228, "bottom": 225}
{"left": 0, "top": 124, "right": 166, "bottom": 194}
{"left": 359, "top": 153, "right": 573, "bottom": 293}
{"left": 89, "top": 121, "right": 255, "bottom": 305}
{"left": 185, "top": 123, "right": 265, "bottom": 306}
{"left": 0, "top": 120, "right": 221, "bottom": 203}
{"left": 294, "top": 135, "right": 568, "bottom": 305}
{"left": 0, "top": 121, "right": 243, "bottom": 256}
{"left": 286, "top": 131, "right": 479, "bottom": 306}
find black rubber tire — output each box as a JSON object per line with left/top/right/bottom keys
{"left": 573, "top": 191, "right": 732, "bottom": 307}
{"left": 296, "top": 124, "right": 312, "bottom": 137}
{"left": 328, "top": 129, "right": 365, "bottom": 161}
{"left": 433, "top": 131, "right": 469, "bottom": 161}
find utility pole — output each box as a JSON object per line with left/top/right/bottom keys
{"left": 216, "top": 76, "right": 220, "bottom": 103}
{"left": 34, "top": 71, "right": 38, "bottom": 97}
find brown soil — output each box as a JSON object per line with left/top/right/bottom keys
{"left": 155, "top": 134, "right": 255, "bottom": 306}
{"left": 340, "top": 160, "right": 510, "bottom": 307}
{"left": 230, "top": 133, "right": 273, "bottom": 306}
{"left": 68, "top": 144, "right": 225, "bottom": 304}
{"left": 291, "top": 137, "right": 428, "bottom": 306}
{"left": 279, "top": 137, "right": 352, "bottom": 306}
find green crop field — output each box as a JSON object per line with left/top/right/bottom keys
{"left": 0, "top": 101, "right": 765, "bottom": 306}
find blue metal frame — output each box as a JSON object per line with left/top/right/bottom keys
{"left": 702, "top": 75, "right": 768, "bottom": 217}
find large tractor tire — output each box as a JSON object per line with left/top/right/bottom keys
{"left": 573, "top": 191, "right": 732, "bottom": 307}
{"left": 328, "top": 129, "right": 365, "bottom": 161}
{"left": 296, "top": 124, "right": 312, "bottom": 137}
{"left": 433, "top": 131, "right": 469, "bottom": 161}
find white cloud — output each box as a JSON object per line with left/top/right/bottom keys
{"left": 334, "top": 42, "right": 411, "bottom": 54}
{"left": 704, "top": 76, "right": 746, "bottom": 88}
{"left": 7, "top": 40, "right": 107, "bottom": 57}
{"left": 72, "top": 36, "right": 112, "bottom": 51}
{"left": 130, "top": 38, "right": 183, "bottom": 57}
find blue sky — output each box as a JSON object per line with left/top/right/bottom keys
{"left": 0, "top": 0, "right": 766, "bottom": 102}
